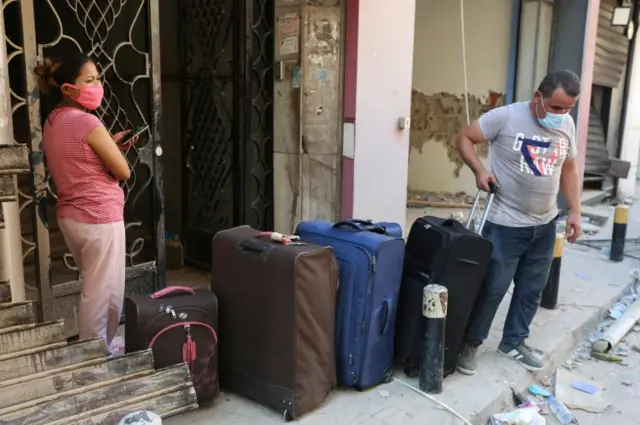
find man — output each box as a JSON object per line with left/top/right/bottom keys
{"left": 455, "top": 70, "right": 583, "bottom": 374}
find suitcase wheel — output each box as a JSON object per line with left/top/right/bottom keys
{"left": 383, "top": 367, "right": 394, "bottom": 383}
{"left": 283, "top": 409, "right": 294, "bottom": 422}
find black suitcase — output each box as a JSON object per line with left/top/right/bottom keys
{"left": 395, "top": 187, "right": 495, "bottom": 377}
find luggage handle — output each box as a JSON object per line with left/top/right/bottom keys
{"left": 151, "top": 286, "right": 195, "bottom": 299}
{"left": 334, "top": 221, "right": 387, "bottom": 234}
{"left": 379, "top": 297, "right": 392, "bottom": 335}
{"left": 465, "top": 181, "right": 497, "bottom": 234}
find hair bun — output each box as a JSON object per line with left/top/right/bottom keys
{"left": 34, "top": 58, "right": 62, "bottom": 95}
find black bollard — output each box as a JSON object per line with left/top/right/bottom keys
{"left": 419, "top": 284, "right": 448, "bottom": 394}
{"left": 611, "top": 205, "right": 629, "bottom": 262}
{"left": 541, "top": 233, "right": 563, "bottom": 310}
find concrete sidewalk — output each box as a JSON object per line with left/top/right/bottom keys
{"left": 167, "top": 198, "right": 640, "bottom": 425}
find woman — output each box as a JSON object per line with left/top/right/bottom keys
{"left": 34, "top": 53, "right": 136, "bottom": 355}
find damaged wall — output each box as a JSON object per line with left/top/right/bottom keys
{"left": 273, "top": 0, "right": 342, "bottom": 234}
{"left": 408, "top": 0, "right": 512, "bottom": 196}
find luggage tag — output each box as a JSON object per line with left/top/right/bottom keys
{"left": 257, "top": 231, "right": 306, "bottom": 246}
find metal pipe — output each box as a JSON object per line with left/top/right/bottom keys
{"left": 592, "top": 299, "right": 640, "bottom": 354}
{"left": 419, "top": 284, "right": 448, "bottom": 395}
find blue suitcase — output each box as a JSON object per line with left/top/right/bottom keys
{"left": 295, "top": 219, "right": 405, "bottom": 389}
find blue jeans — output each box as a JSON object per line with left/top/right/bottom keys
{"left": 464, "top": 219, "right": 557, "bottom": 350}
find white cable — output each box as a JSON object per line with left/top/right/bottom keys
{"left": 460, "top": 0, "right": 471, "bottom": 125}
{"left": 393, "top": 377, "right": 473, "bottom": 425}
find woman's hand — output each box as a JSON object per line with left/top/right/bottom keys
{"left": 112, "top": 130, "right": 140, "bottom": 151}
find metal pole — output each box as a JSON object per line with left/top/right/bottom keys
{"left": 540, "top": 233, "right": 563, "bottom": 309}
{"left": 419, "top": 284, "right": 448, "bottom": 394}
{"left": 611, "top": 205, "right": 629, "bottom": 262}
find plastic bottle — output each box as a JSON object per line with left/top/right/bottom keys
{"left": 547, "top": 396, "right": 574, "bottom": 424}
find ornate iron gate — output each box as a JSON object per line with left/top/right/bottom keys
{"left": 181, "top": 0, "right": 275, "bottom": 267}
{"left": 3, "top": 0, "right": 164, "bottom": 328}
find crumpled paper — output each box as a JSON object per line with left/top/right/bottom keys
{"left": 491, "top": 406, "right": 546, "bottom": 425}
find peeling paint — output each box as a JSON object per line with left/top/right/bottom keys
{"left": 410, "top": 90, "right": 505, "bottom": 177}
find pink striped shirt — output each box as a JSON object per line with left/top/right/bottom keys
{"left": 43, "top": 107, "right": 124, "bottom": 224}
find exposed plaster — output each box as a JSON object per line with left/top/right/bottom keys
{"left": 410, "top": 90, "right": 505, "bottom": 177}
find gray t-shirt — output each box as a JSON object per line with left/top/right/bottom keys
{"left": 478, "top": 101, "right": 577, "bottom": 227}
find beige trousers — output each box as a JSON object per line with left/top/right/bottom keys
{"left": 58, "top": 218, "right": 125, "bottom": 353}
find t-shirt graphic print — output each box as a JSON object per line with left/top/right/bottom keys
{"left": 478, "top": 102, "right": 577, "bottom": 228}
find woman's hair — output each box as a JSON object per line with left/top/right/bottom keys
{"left": 33, "top": 52, "right": 92, "bottom": 117}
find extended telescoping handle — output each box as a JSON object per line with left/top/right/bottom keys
{"left": 465, "top": 182, "right": 497, "bottom": 234}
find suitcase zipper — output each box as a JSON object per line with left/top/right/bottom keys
{"left": 366, "top": 257, "right": 376, "bottom": 294}
{"left": 149, "top": 321, "right": 218, "bottom": 372}
{"left": 147, "top": 306, "right": 215, "bottom": 330}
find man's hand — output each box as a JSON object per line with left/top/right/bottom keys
{"left": 475, "top": 169, "right": 499, "bottom": 193}
{"left": 565, "top": 212, "right": 582, "bottom": 243}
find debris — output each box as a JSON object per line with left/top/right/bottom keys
{"left": 591, "top": 352, "right": 623, "bottom": 362}
{"left": 528, "top": 384, "right": 552, "bottom": 398}
{"left": 622, "top": 380, "right": 633, "bottom": 387}
{"left": 592, "top": 299, "right": 640, "bottom": 354}
{"left": 378, "top": 390, "right": 390, "bottom": 398}
{"left": 547, "top": 396, "right": 574, "bottom": 424}
{"left": 632, "top": 345, "right": 640, "bottom": 354}
{"left": 608, "top": 302, "right": 628, "bottom": 320}
{"left": 491, "top": 406, "right": 545, "bottom": 425}
{"left": 511, "top": 387, "right": 527, "bottom": 406}
{"left": 540, "top": 377, "right": 552, "bottom": 387}
{"left": 407, "top": 199, "right": 472, "bottom": 209}
{"left": 571, "top": 381, "right": 598, "bottom": 394}
{"left": 574, "top": 273, "right": 592, "bottom": 280}
{"left": 555, "top": 368, "right": 610, "bottom": 414}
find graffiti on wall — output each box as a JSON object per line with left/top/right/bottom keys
{"left": 410, "top": 90, "right": 505, "bottom": 177}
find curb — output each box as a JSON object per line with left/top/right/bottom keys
{"left": 469, "top": 264, "right": 636, "bottom": 424}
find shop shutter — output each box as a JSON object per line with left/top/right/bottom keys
{"left": 593, "top": 1, "right": 630, "bottom": 88}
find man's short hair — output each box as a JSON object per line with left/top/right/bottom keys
{"left": 537, "top": 70, "right": 581, "bottom": 98}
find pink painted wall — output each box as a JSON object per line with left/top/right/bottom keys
{"left": 351, "top": 0, "right": 416, "bottom": 228}
{"left": 576, "top": 0, "right": 600, "bottom": 184}
{"left": 341, "top": 0, "right": 358, "bottom": 220}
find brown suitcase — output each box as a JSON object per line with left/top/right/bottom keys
{"left": 211, "top": 226, "right": 338, "bottom": 421}
{"left": 124, "top": 286, "right": 219, "bottom": 404}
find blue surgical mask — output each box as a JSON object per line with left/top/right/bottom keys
{"left": 535, "top": 98, "right": 566, "bottom": 129}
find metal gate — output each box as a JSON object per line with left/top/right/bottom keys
{"left": 181, "top": 0, "right": 275, "bottom": 268}
{"left": 3, "top": 0, "right": 164, "bottom": 329}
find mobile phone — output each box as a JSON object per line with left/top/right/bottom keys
{"left": 121, "top": 125, "right": 149, "bottom": 144}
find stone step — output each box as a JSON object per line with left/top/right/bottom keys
{"left": 2, "top": 363, "right": 196, "bottom": 425}
{"left": 0, "top": 301, "right": 36, "bottom": 329}
{"left": 65, "top": 386, "right": 198, "bottom": 425}
{"left": 0, "top": 281, "right": 10, "bottom": 304}
{"left": 0, "top": 145, "right": 30, "bottom": 175}
{"left": 0, "top": 337, "right": 106, "bottom": 383}
{"left": 0, "top": 349, "right": 155, "bottom": 414}
{"left": 0, "top": 320, "right": 66, "bottom": 356}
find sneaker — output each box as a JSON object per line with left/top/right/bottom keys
{"left": 456, "top": 344, "right": 478, "bottom": 375}
{"left": 498, "top": 342, "right": 543, "bottom": 372}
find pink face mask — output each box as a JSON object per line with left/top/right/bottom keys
{"left": 62, "top": 83, "right": 104, "bottom": 110}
